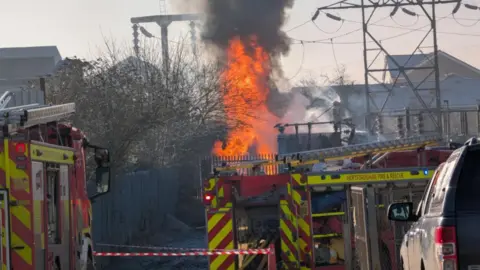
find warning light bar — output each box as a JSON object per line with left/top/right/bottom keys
{"left": 306, "top": 167, "right": 436, "bottom": 186}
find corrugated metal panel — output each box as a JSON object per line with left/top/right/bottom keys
{"left": 0, "top": 88, "right": 44, "bottom": 107}
{"left": 92, "top": 168, "right": 179, "bottom": 267}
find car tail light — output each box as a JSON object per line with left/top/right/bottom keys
{"left": 435, "top": 226, "right": 457, "bottom": 270}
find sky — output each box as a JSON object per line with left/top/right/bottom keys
{"left": 1, "top": 0, "right": 479, "bottom": 84}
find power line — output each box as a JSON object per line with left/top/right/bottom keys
{"left": 289, "top": 15, "right": 391, "bottom": 44}
{"left": 287, "top": 41, "right": 305, "bottom": 81}
{"left": 312, "top": 0, "right": 458, "bottom": 134}
{"left": 343, "top": 16, "right": 480, "bottom": 37}
{"left": 330, "top": 39, "right": 340, "bottom": 70}
{"left": 311, "top": 17, "right": 345, "bottom": 34}
{"left": 290, "top": 16, "right": 480, "bottom": 46}
{"left": 452, "top": 14, "right": 480, "bottom": 27}
{"left": 286, "top": 20, "right": 311, "bottom": 32}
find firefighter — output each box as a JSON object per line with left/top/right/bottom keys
{"left": 332, "top": 101, "right": 343, "bottom": 133}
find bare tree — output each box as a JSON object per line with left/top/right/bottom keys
{"left": 43, "top": 41, "right": 226, "bottom": 174}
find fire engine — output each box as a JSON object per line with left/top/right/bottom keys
{"left": 202, "top": 134, "right": 457, "bottom": 269}
{"left": 0, "top": 95, "right": 111, "bottom": 270}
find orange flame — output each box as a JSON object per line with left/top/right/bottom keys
{"left": 213, "top": 36, "right": 279, "bottom": 156}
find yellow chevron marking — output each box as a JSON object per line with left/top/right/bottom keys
{"left": 209, "top": 219, "right": 232, "bottom": 249}
{"left": 11, "top": 231, "right": 32, "bottom": 265}
{"left": 207, "top": 212, "right": 225, "bottom": 234}
{"left": 0, "top": 144, "right": 32, "bottom": 230}
{"left": 291, "top": 174, "right": 302, "bottom": 185}
{"left": 298, "top": 218, "right": 311, "bottom": 237}
{"left": 205, "top": 178, "right": 216, "bottom": 191}
{"left": 209, "top": 239, "right": 234, "bottom": 270}
{"left": 292, "top": 190, "right": 302, "bottom": 206}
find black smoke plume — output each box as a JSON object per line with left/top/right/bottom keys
{"left": 202, "top": 0, "right": 294, "bottom": 56}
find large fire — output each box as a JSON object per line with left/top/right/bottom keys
{"left": 213, "top": 36, "right": 279, "bottom": 156}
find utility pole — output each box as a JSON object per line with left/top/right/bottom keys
{"left": 315, "top": 0, "right": 459, "bottom": 136}
{"left": 130, "top": 14, "right": 202, "bottom": 72}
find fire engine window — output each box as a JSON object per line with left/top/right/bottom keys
{"left": 46, "top": 169, "right": 61, "bottom": 244}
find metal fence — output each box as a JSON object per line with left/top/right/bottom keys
{"left": 92, "top": 168, "right": 179, "bottom": 268}
{"left": 371, "top": 105, "right": 480, "bottom": 140}
{"left": 200, "top": 154, "right": 282, "bottom": 178}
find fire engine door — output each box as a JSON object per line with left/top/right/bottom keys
{"left": 351, "top": 186, "right": 381, "bottom": 270}
{"left": 0, "top": 189, "right": 11, "bottom": 270}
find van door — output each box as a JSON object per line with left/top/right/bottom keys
{"left": 0, "top": 189, "right": 11, "bottom": 270}
{"left": 454, "top": 145, "right": 480, "bottom": 269}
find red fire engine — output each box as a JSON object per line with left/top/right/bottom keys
{"left": 0, "top": 101, "right": 110, "bottom": 270}
{"left": 203, "top": 134, "right": 454, "bottom": 269}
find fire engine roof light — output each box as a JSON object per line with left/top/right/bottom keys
{"left": 205, "top": 195, "right": 212, "bottom": 201}
{"left": 424, "top": 169, "right": 429, "bottom": 175}
{"left": 23, "top": 103, "right": 76, "bottom": 127}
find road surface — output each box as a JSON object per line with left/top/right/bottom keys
{"left": 104, "top": 229, "right": 208, "bottom": 270}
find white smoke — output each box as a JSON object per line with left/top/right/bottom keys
{"left": 280, "top": 86, "right": 343, "bottom": 134}
{"left": 170, "top": 0, "right": 207, "bottom": 13}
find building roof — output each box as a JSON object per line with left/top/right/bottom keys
{"left": 386, "top": 50, "right": 480, "bottom": 79}
{"left": 332, "top": 75, "right": 480, "bottom": 113}
{"left": 0, "top": 46, "right": 61, "bottom": 63}
{"left": 386, "top": 54, "right": 430, "bottom": 79}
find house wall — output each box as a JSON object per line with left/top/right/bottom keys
{"left": 0, "top": 57, "right": 57, "bottom": 79}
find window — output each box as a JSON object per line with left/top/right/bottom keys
{"left": 46, "top": 166, "right": 61, "bottom": 244}
{"left": 455, "top": 148, "right": 480, "bottom": 212}
{"left": 424, "top": 149, "right": 462, "bottom": 214}
{"left": 423, "top": 164, "right": 444, "bottom": 215}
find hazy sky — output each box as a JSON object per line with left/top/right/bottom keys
{"left": 1, "top": 0, "right": 479, "bottom": 83}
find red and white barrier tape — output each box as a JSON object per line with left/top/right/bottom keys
{"left": 94, "top": 249, "right": 272, "bottom": 257}
{"left": 95, "top": 243, "right": 210, "bottom": 251}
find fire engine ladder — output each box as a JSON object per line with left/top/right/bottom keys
{"left": 214, "top": 134, "right": 443, "bottom": 172}
{"left": 0, "top": 103, "right": 76, "bottom": 129}
{"left": 279, "top": 134, "right": 442, "bottom": 164}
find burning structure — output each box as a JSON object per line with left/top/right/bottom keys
{"left": 203, "top": 0, "right": 294, "bottom": 156}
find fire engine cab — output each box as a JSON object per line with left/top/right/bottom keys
{"left": 0, "top": 94, "right": 110, "bottom": 270}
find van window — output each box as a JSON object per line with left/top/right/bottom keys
{"left": 428, "top": 162, "right": 453, "bottom": 213}
{"left": 455, "top": 147, "right": 480, "bottom": 212}
{"left": 427, "top": 149, "right": 463, "bottom": 214}
{"left": 423, "top": 165, "right": 443, "bottom": 214}
{"left": 417, "top": 163, "right": 444, "bottom": 216}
